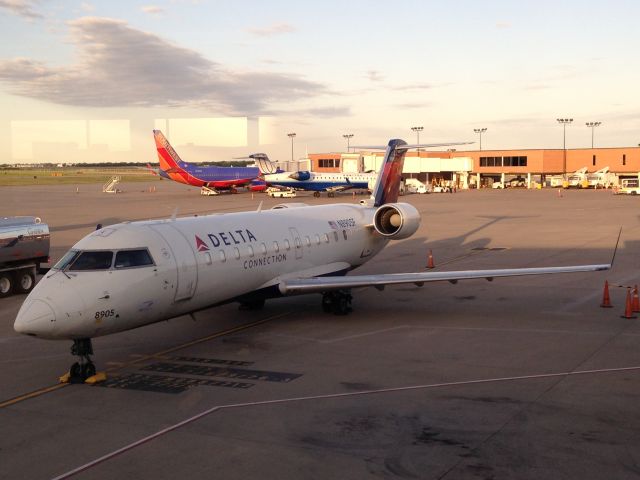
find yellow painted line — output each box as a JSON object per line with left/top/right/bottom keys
{"left": 0, "top": 311, "right": 290, "bottom": 409}
{"left": 0, "top": 383, "right": 68, "bottom": 409}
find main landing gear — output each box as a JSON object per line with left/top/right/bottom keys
{"left": 321, "top": 290, "right": 352, "bottom": 315}
{"left": 63, "top": 338, "right": 99, "bottom": 384}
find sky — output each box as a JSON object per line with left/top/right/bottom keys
{"left": 0, "top": 0, "right": 639, "bottom": 163}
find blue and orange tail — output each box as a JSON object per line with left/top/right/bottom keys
{"left": 371, "top": 139, "right": 409, "bottom": 206}
{"left": 153, "top": 130, "right": 187, "bottom": 174}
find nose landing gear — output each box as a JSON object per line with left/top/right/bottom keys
{"left": 61, "top": 338, "right": 102, "bottom": 384}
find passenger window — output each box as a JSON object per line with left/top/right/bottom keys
{"left": 273, "top": 241, "right": 279, "bottom": 253}
{"left": 248, "top": 246, "right": 255, "bottom": 257}
{"left": 114, "top": 249, "right": 154, "bottom": 268}
{"left": 323, "top": 234, "right": 329, "bottom": 243}
{"left": 219, "top": 250, "right": 226, "bottom": 263}
{"left": 284, "top": 239, "right": 291, "bottom": 250}
{"left": 315, "top": 234, "right": 321, "bottom": 245}
{"left": 234, "top": 247, "right": 240, "bottom": 259}
{"left": 305, "top": 236, "right": 311, "bottom": 247}
{"left": 260, "top": 243, "right": 267, "bottom": 255}
{"left": 204, "top": 252, "right": 212, "bottom": 265}
{"left": 343, "top": 230, "right": 348, "bottom": 240}
{"left": 69, "top": 251, "right": 113, "bottom": 271}
{"left": 334, "top": 231, "right": 339, "bottom": 242}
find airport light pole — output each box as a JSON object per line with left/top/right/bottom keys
{"left": 585, "top": 121, "right": 601, "bottom": 149}
{"left": 557, "top": 118, "right": 573, "bottom": 175}
{"left": 473, "top": 128, "right": 487, "bottom": 151}
{"left": 343, "top": 133, "right": 354, "bottom": 152}
{"left": 287, "top": 132, "right": 296, "bottom": 163}
{"left": 411, "top": 126, "right": 423, "bottom": 157}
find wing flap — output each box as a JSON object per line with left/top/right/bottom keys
{"left": 279, "top": 264, "right": 610, "bottom": 295}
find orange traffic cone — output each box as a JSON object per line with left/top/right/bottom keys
{"left": 600, "top": 280, "right": 613, "bottom": 308}
{"left": 633, "top": 285, "right": 640, "bottom": 313}
{"left": 621, "top": 287, "right": 637, "bottom": 319}
{"left": 426, "top": 249, "right": 435, "bottom": 269}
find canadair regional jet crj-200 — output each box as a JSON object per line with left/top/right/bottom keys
{"left": 15, "top": 138, "right": 610, "bottom": 383}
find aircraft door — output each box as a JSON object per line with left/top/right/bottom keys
{"left": 289, "top": 227, "right": 303, "bottom": 260}
{"left": 149, "top": 224, "right": 198, "bottom": 302}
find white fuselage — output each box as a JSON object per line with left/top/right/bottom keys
{"left": 263, "top": 172, "right": 376, "bottom": 192}
{"left": 15, "top": 203, "right": 388, "bottom": 340}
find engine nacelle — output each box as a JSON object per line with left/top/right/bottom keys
{"left": 373, "top": 203, "right": 421, "bottom": 239}
{"left": 289, "top": 171, "right": 311, "bottom": 181}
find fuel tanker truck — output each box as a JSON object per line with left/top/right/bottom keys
{"left": 0, "top": 217, "right": 50, "bottom": 297}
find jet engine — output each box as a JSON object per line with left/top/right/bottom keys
{"left": 373, "top": 203, "right": 420, "bottom": 239}
{"left": 289, "top": 171, "right": 311, "bottom": 181}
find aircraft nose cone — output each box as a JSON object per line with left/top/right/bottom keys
{"left": 14, "top": 299, "right": 56, "bottom": 336}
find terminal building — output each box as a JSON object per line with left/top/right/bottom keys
{"left": 307, "top": 147, "right": 640, "bottom": 189}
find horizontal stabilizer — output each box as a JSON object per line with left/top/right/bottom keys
{"left": 279, "top": 264, "right": 611, "bottom": 295}
{"left": 352, "top": 141, "right": 473, "bottom": 151}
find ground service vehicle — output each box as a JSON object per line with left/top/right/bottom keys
{"left": 0, "top": 217, "right": 49, "bottom": 297}
{"left": 267, "top": 188, "right": 297, "bottom": 198}
{"left": 616, "top": 178, "right": 640, "bottom": 195}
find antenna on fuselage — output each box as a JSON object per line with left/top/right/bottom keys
{"left": 171, "top": 207, "right": 179, "bottom": 221}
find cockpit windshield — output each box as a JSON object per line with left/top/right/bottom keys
{"left": 52, "top": 250, "right": 80, "bottom": 270}
{"left": 114, "top": 249, "right": 154, "bottom": 268}
{"left": 68, "top": 251, "right": 114, "bottom": 271}
{"left": 52, "top": 248, "right": 154, "bottom": 271}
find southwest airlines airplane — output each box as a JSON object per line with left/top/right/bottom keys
{"left": 15, "top": 138, "right": 610, "bottom": 383}
{"left": 153, "top": 130, "right": 276, "bottom": 193}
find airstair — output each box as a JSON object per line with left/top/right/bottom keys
{"left": 103, "top": 176, "right": 121, "bottom": 193}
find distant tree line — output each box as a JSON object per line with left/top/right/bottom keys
{"left": 1, "top": 161, "right": 254, "bottom": 168}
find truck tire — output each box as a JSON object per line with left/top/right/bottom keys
{"left": 15, "top": 270, "right": 35, "bottom": 294}
{"left": 0, "top": 273, "right": 12, "bottom": 298}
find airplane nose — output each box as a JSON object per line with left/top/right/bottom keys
{"left": 14, "top": 299, "right": 56, "bottom": 336}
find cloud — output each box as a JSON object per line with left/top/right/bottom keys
{"left": 0, "top": 17, "right": 325, "bottom": 114}
{"left": 141, "top": 5, "right": 164, "bottom": 15}
{"left": 365, "top": 70, "right": 384, "bottom": 82}
{"left": 394, "top": 83, "right": 435, "bottom": 91}
{"left": 0, "top": 0, "right": 42, "bottom": 18}
{"left": 247, "top": 23, "right": 296, "bottom": 37}
{"left": 396, "top": 102, "right": 432, "bottom": 109}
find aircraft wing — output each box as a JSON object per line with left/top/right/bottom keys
{"left": 279, "top": 264, "right": 610, "bottom": 294}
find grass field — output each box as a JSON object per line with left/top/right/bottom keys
{"left": 0, "top": 167, "right": 161, "bottom": 186}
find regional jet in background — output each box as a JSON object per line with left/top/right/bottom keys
{"left": 153, "top": 130, "right": 277, "bottom": 194}
{"left": 14, "top": 137, "right": 610, "bottom": 383}
{"left": 262, "top": 169, "right": 378, "bottom": 197}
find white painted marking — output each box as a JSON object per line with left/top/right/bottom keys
{"left": 51, "top": 365, "right": 640, "bottom": 480}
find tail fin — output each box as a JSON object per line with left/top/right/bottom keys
{"left": 371, "top": 139, "right": 408, "bottom": 206}
{"left": 153, "top": 130, "right": 186, "bottom": 174}
{"left": 249, "top": 153, "right": 278, "bottom": 174}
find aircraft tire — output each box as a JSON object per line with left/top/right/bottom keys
{"left": 314, "top": 192, "right": 321, "bottom": 198}
{"left": 69, "top": 362, "right": 82, "bottom": 380}
{"left": 0, "top": 273, "right": 12, "bottom": 298}
{"left": 82, "top": 363, "right": 96, "bottom": 379}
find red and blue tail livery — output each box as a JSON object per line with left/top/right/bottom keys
{"left": 153, "top": 130, "right": 269, "bottom": 193}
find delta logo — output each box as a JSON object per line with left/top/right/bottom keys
{"left": 195, "top": 235, "right": 209, "bottom": 252}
